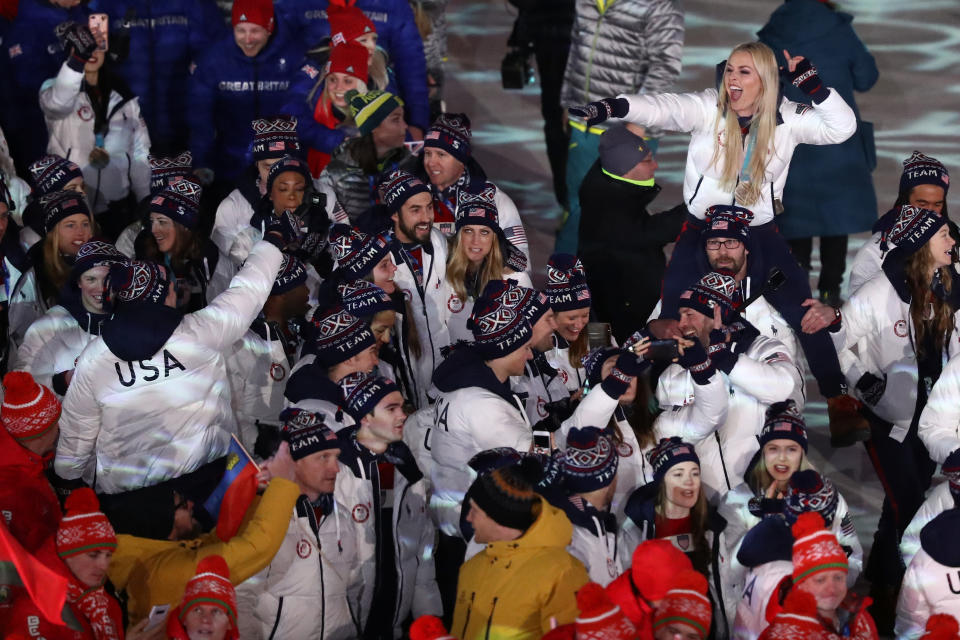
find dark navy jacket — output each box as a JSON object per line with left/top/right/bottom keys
{"left": 87, "top": 0, "right": 228, "bottom": 153}
{"left": 188, "top": 31, "right": 305, "bottom": 182}
{"left": 274, "top": 0, "right": 429, "bottom": 130}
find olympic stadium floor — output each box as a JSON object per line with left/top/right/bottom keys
{"left": 441, "top": 0, "right": 960, "bottom": 603}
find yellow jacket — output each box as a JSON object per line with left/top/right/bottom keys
{"left": 108, "top": 477, "right": 300, "bottom": 624}
{"left": 452, "top": 498, "right": 589, "bottom": 640}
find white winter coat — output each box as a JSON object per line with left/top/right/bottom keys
{"left": 656, "top": 335, "right": 802, "bottom": 502}
{"left": 225, "top": 325, "right": 292, "bottom": 451}
{"left": 896, "top": 520, "right": 960, "bottom": 640}
{"left": 918, "top": 355, "right": 960, "bottom": 464}
{"left": 392, "top": 228, "right": 451, "bottom": 408}
{"left": 545, "top": 341, "right": 586, "bottom": 393}
{"left": 619, "top": 88, "right": 856, "bottom": 225}
{"left": 54, "top": 241, "right": 283, "bottom": 494}
{"left": 901, "top": 480, "right": 953, "bottom": 570}
{"left": 40, "top": 63, "right": 150, "bottom": 212}
{"left": 563, "top": 497, "right": 622, "bottom": 587}
{"left": 443, "top": 271, "right": 532, "bottom": 344}
{"left": 511, "top": 352, "right": 571, "bottom": 427}
{"left": 236, "top": 496, "right": 366, "bottom": 640}
{"left": 334, "top": 440, "right": 443, "bottom": 635}
{"left": 848, "top": 231, "right": 884, "bottom": 295}
{"left": 834, "top": 272, "right": 960, "bottom": 441}
{"left": 14, "top": 305, "right": 104, "bottom": 397}
{"left": 733, "top": 560, "right": 793, "bottom": 640}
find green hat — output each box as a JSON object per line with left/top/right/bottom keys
{"left": 347, "top": 89, "right": 405, "bottom": 136}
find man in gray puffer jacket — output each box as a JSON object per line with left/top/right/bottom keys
{"left": 556, "top": 0, "right": 684, "bottom": 255}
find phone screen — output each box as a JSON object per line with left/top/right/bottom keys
{"left": 89, "top": 14, "right": 109, "bottom": 51}
{"left": 146, "top": 604, "right": 170, "bottom": 630}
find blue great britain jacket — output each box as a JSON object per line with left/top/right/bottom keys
{"left": 273, "top": 0, "right": 430, "bottom": 131}
{"left": 188, "top": 30, "right": 306, "bottom": 183}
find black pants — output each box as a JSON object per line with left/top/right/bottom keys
{"left": 862, "top": 409, "right": 936, "bottom": 587}
{"left": 436, "top": 533, "right": 467, "bottom": 627}
{"left": 789, "top": 235, "right": 848, "bottom": 296}
{"left": 533, "top": 43, "right": 570, "bottom": 208}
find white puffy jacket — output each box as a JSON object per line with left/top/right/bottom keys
{"left": 54, "top": 241, "right": 283, "bottom": 494}
{"left": 511, "top": 351, "right": 571, "bottom": 427}
{"left": 733, "top": 560, "right": 793, "bottom": 640}
{"left": 560, "top": 496, "right": 622, "bottom": 587}
{"left": 40, "top": 63, "right": 150, "bottom": 212}
{"left": 224, "top": 323, "right": 292, "bottom": 451}
{"left": 334, "top": 434, "right": 443, "bottom": 635}
{"left": 392, "top": 228, "right": 450, "bottom": 408}
{"left": 236, "top": 496, "right": 366, "bottom": 640}
{"left": 918, "top": 355, "right": 960, "bottom": 464}
{"left": 834, "top": 272, "right": 960, "bottom": 441}
{"left": 444, "top": 271, "right": 533, "bottom": 345}
{"left": 544, "top": 340, "right": 587, "bottom": 393}
{"left": 848, "top": 231, "right": 884, "bottom": 295}
{"left": 656, "top": 335, "right": 802, "bottom": 501}
{"left": 619, "top": 88, "right": 856, "bottom": 225}
{"left": 14, "top": 304, "right": 104, "bottom": 397}
{"left": 901, "top": 480, "right": 953, "bottom": 570}
{"left": 895, "top": 509, "right": 960, "bottom": 640}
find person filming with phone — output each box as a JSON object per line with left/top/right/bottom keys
{"left": 40, "top": 15, "right": 151, "bottom": 241}
{"left": 654, "top": 271, "right": 803, "bottom": 503}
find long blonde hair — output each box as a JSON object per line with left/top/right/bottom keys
{"left": 445, "top": 231, "right": 505, "bottom": 303}
{"left": 712, "top": 42, "right": 781, "bottom": 207}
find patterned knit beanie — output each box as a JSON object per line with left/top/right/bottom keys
{"left": 280, "top": 408, "right": 340, "bottom": 460}
{"left": 562, "top": 427, "right": 618, "bottom": 493}
{"left": 757, "top": 588, "right": 824, "bottom": 640}
{"left": 251, "top": 117, "right": 301, "bottom": 162}
{"left": 424, "top": 113, "right": 472, "bottom": 165}
{"left": 783, "top": 470, "right": 839, "bottom": 527}
{"left": 479, "top": 279, "right": 550, "bottom": 328}
{"left": 1, "top": 371, "right": 61, "bottom": 443}
{"left": 178, "top": 555, "right": 238, "bottom": 634}
{"left": 149, "top": 176, "right": 202, "bottom": 229}
{"left": 28, "top": 154, "right": 83, "bottom": 196}
{"left": 107, "top": 260, "right": 170, "bottom": 306}
{"left": 310, "top": 305, "right": 376, "bottom": 366}
{"left": 265, "top": 155, "right": 311, "bottom": 195}
{"left": 545, "top": 253, "right": 591, "bottom": 312}
{"left": 337, "top": 279, "right": 394, "bottom": 317}
{"left": 678, "top": 271, "right": 741, "bottom": 324}
{"left": 652, "top": 570, "right": 712, "bottom": 639}
{"left": 468, "top": 295, "right": 533, "bottom": 359}
{"left": 347, "top": 89, "right": 404, "bottom": 136}
{"left": 149, "top": 151, "right": 193, "bottom": 193}
{"left": 900, "top": 151, "right": 950, "bottom": 197}
{"left": 272, "top": 254, "right": 308, "bottom": 296}
{"left": 883, "top": 204, "right": 945, "bottom": 258}
{"left": 702, "top": 204, "right": 753, "bottom": 243}
{"left": 57, "top": 488, "right": 117, "bottom": 559}
{"left": 338, "top": 371, "right": 399, "bottom": 422}
{"left": 41, "top": 189, "right": 90, "bottom": 235}
{"left": 791, "top": 512, "right": 848, "bottom": 586}
{"left": 649, "top": 437, "right": 699, "bottom": 483}
{"left": 759, "top": 399, "right": 808, "bottom": 451}
{"left": 941, "top": 448, "right": 960, "bottom": 507}
{"left": 571, "top": 582, "right": 637, "bottom": 640}
{"left": 378, "top": 170, "right": 430, "bottom": 214}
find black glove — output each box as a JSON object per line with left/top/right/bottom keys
{"left": 600, "top": 351, "right": 649, "bottom": 398}
{"left": 677, "top": 340, "right": 716, "bottom": 385}
{"left": 788, "top": 58, "right": 829, "bottom": 104}
{"left": 56, "top": 21, "right": 98, "bottom": 72}
{"left": 730, "top": 320, "right": 761, "bottom": 354}
{"left": 257, "top": 212, "right": 297, "bottom": 250}
{"left": 855, "top": 372, "right": 886, "bottom": 407}
{"left": 708, "top": 328, "right": 738, "bottom": 374}
{"left": 533, "top": 397, "right": 577, "bottom": 433}
{"left": 567, "top": 97, "right": 629, "bottom": 128}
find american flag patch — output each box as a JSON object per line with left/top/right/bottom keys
{"left": 152, "top": 196, "right": 165, "bottom": 205}
{"left": 840, "top": 513, "right": 855, "bottom": 536}
{"left": 269, "top": 141, "right": 286, "bottom": 151}
{"left": 773, "top": 424, "right": 794, "bottom": 432}
{"left": 713, "top": 220, "right": 728, "bottom": 230}
{"left": 8, "top": 44, "right": 22, "bottom": 58}
{"left": 301, "top": 64, "right": 319, "bottom": 79}
{"left": 681, "top": 290, "right": 692, "bottom": 299}
{"left": 504, "top": 226, "right": 527, "bottom": 245}
{"left": 576, "top": 289, "right": 590, "bottom": 301}
{"left": 332, "top": 32, "right": 346, "bottom": 46}
{"left": 64, "top": 199, "right": 79, "bottom": 208}
{"left": 426, "top": 131, "right": 440, "bottom": 140}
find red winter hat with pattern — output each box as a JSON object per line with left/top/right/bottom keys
{"left": 629, "top": 539, "right": 694, "bottom": 602}
{"left": 757, "top": 588, "right": 824, "bottom": 640}
{"left": 57, "top": 488, "right": 117, "bottom": 559}
{"left": 325, "top": 41, "right": 369, "bottom": 83}
{"left": 1, "top": 371, "right": 61, "bottom": 443}
{"left": 232, "top": 0, "right": 274, "bottom": 32}
{"left": 574, "top": 582, "right": 638, "bottom": 639}
{"left": 328, "top": 2, "right": 376, "bottom": 45}
{"left": 791, "top": 511, "right": 848, "bottom": 585}
{"left": 179, "top": 555, "right": 238, "bottom": 633}
{"left": 652, "top": 570, "right": 712, "bottom": 639}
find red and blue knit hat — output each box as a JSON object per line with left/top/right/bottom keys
{"left": 379, "top": 170, "right": 430, "bottom": 214}
{"left": 479, "top": 279, "right": 550, "bottom": 328}
{"left": 329, "top": 224, "right": 393, "bottom": 279}
{"left": 40, "top": 189, "right": 90, "bottom": 235}
{"left": 337, "top": 279, "right": 394, "bottom": 317}
{"left": 702, "top": 204, "right": 754, "bottom": 242}
{"left": 148, "top": 151, "right": 193, "bottom": 193}
{"left": 468, "top": 295, "right": 533, "bottom": 359}
{"left": 149, "top": 176, "right": 202, "bottom": 229}
{"left": 883, "top": 204, "right": 945, "bottom": 259}
{"left": 900, "top": 151, "right": 950, "bottom": 197}
{"left": 941, "top": 448, "right": 960, "bottom": 506}
{"left": 784, "top": 470, "right": 839, "bottom": 527}
{"left": 456, "top": 193, "right": 501, "bottom": 234}
{"left": 71, "top": 240, "right": 127, "bottom": 281}
{"left": 280, "top": 408, "right": 340, "bottom": 460}
{"left": 28, "top": 154, "right": 83, "bottom": 196}
{"left": 310, "top": 305, "right": 376, "bottom": 366}
{"left": 545, "top": 253, "right": 591, "bottom": 312}
{"left": 251, "top": 117, "right": 302, "bottom": 162}
{"left": 424, "top": 113, "right": 472, "bottom": 165}
{"left": 272, "top": 254, "right": 308, "bottom": 296}
{"left": 107, "top": 260, "right": 170, "bottom": 306}
{"left": 338, "top": 371, "right": 399, "bottom": 422}
{"left": 562, "top": 427, "right": 618, "bottom": 493}
{"left": 678, "top": 271, "right": 741, "bottom": 324}
{"left": 265, "top": 155, "right": 311, "bottom": 194}
{"left": 759, "top": 399, "right": 808, "bottom": 452}
{"left": 649, "top": 437, "right": 699, "bottom": 483}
